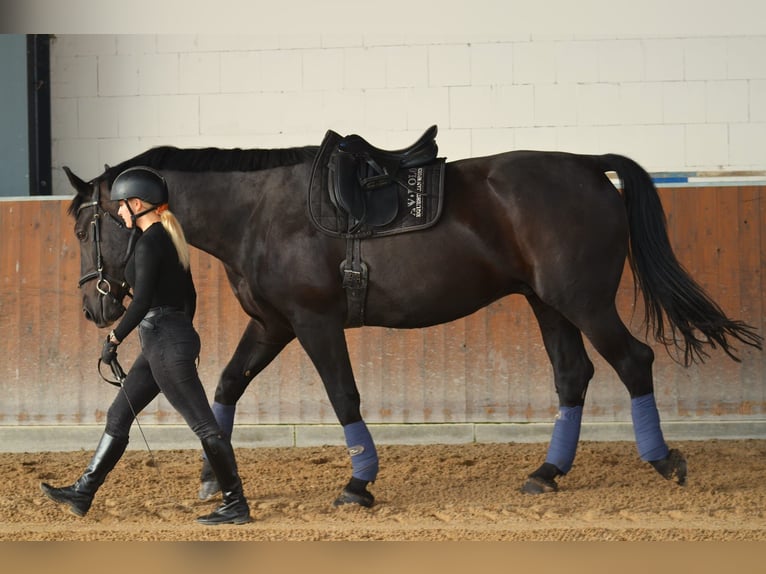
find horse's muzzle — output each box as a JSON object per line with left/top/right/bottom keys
{"left": 83, "top": 306, "right": 101, "bottom": 325}
{"left": 82, "top": 296, "right": 125, "bottom": 328}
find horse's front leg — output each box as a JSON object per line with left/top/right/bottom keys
{"left": 199, "top": 318, "right": 294, "bottom": 500}
{"left": 293, "top": 318, "right": 377, "bottom": 507}
{"left": 523, "top": 296, "right": 595, "bottom": 494}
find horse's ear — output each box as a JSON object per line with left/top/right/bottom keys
{"left": 104, "top": 163, "right": 110, "bottom": 171}
{"left": 63, "top": 166, "right": 90, "bottom": 196}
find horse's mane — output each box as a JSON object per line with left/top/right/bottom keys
{"left": 105, "top": 145, "right": 319, "bottom": 184}
{"left": 69, "top": 145, "right": 319, "bottom": 215}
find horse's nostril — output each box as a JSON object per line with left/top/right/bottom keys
{"left": 83, "top": 308, "right": 94, "bottom": 322}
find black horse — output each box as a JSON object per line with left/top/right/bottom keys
{"left": 65, "top": 130, "right": 762, "bottom": 506}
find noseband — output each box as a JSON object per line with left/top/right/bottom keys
{"left": 77, "top": 183, "right": 132, "bottom": 305}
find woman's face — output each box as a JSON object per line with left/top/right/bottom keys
{"left": 117, "top": 198, "right": 140, "bottom": 228}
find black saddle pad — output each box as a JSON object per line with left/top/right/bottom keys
{"left": 308, "top": 130, "right": 446, "bottom": 238}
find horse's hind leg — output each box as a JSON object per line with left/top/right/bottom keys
{"left": 199, "top": 318, "right": 294, "bottom": 500}
{"left": 523, "top": 295, "right": 595, "bottom": 494}
{"left": 578, "top": 305, "right": 687, "bottom": 485}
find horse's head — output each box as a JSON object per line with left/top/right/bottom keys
{"left": 65, "top": 166, "right": 133, "bottom": 327}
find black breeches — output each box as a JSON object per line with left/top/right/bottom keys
{"left": 105, "top": 311, "right": 221, "bottom": 441}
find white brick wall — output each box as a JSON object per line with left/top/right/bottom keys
{"left": 50, "top": 33, "right": 766, "bottom": 194}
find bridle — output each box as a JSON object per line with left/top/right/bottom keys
{"left": 76, "top": 181, "right": 133, "bottom": 305}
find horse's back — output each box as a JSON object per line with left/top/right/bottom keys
{"left": 448, "top": 149, "right": 614, "bottom": 187}
{"left": 358, "top": 149, "right": 629, "bottom": 327}
{"left": 444, "top": 149, "right": 624, "bottom": 228}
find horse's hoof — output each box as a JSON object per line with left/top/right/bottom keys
{"left": 333, "top": 488, "right": 375, "bottom": 508}
{"left": 521, "top": 475, "right": 558, "bottom": 494}
{"left": 650, "top": 448, "right": 688, "bottom": 486}
{"left": 198, "top": 480, "right": 221, "bottom": 501}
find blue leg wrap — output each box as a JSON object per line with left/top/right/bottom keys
{"left": 343, "top": 420, "right": 379, "bottom": 482}
{"left": 211, "top": 401, "right": 236, "bottom": 438}
{"left": 203, "top": 402, "right": 235, "bottom": 462}
{"left": 631, "top": 393, "right": 669, "bottom": 462}
{"left": 544, "top": 405, "right": 583, "bottom": 474}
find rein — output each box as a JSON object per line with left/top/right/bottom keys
{"left": 97, "top": 356, "right": 127, "bottom": 387}
{"left": 77, "top": 184, "right": 133, "bottom": 304}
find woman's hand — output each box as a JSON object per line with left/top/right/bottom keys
{"left": 100, "top": 332, "right": 120, "bottom": 365}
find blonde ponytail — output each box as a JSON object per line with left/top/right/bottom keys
{"left": 157, "top": 206, "right": 191, "bottom": 270}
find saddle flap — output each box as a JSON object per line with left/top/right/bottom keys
{"left": 330, "top": 151, "right": 365, "bottom": 220}
{"left": 330, "top": 149, "right": 399, "bottom": 227}
{"left": 356, "top": 161, "right": 398, "bottom": 228}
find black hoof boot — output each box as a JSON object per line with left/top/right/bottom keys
{"left": 196, "top": 498, "right": 251, "bottom": 525}
{"left": 40, "top": 483, "right": 93, "bottom": 517}
{"left": 521, "top": 462, "right": 561, "bottom": 494}
{"left": 198, "top": 458, "right": 221, "bottom": 501}
{"left": 650, "top": 448, "right": 687, "bottom": 485}
{"left": 333, "top": 477, "right": 375, "bottom": 508}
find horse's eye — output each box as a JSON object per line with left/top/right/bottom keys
{"left": 76, "top": 229, "right": 87, "bottom": 241}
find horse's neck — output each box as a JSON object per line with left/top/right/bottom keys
{"left": 166, "top": 163, "right": 309, "bottom": 264}
{"left": 169, "top": 176, "right": 255, "bottom": 262}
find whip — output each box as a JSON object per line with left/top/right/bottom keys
{"left": 98, "top": 357, "right": 160, "bottom": 475}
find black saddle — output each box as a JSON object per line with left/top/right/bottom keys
{"left": 331, "top": 126, "right": 439, "bottom": 229}
{"left": 308, "top": 126, "right": 445, "bottom": 239}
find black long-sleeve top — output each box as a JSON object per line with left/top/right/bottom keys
{"left": 112, "top": 222, "right": 196, "bottom": 342}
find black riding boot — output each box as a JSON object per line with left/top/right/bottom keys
{"left": 40, "top": 433, "right": 128, "bottom": 517}
{"left": 198, "top": 457, "right": 221, "bottom": 501}
{"left": 196, "top": 434, "right": 251, "bottom": 525}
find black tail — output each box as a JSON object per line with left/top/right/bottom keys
{"left": 601, "top": 153, "right": 762, "bottom": 365}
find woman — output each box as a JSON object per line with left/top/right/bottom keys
{"left": 40, "top": 166, "right": 251, "bottom": 525}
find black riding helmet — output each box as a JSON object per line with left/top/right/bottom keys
{"left": 111, "top": 166, "right": 168, "bottom": 205}
{"left": 111, "top": 166, "right": 169, "bottom": 261}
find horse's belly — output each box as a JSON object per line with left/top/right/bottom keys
{"left": 363, "top": 273, "right": 522, "bottom": 328}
